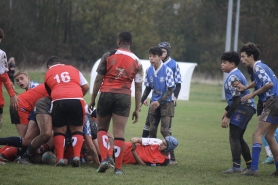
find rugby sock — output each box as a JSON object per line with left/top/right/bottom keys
{"left": 245, "top": 160, "right": 252, "bottom": 169}
{"left": 250, "top": 143, "right": 262, "bottom": 170}
{"left": 22, "top": 145, "right": 36, "bottom": 159}
{"left": 53, "top": 133, "right": 65, "bottom": 162}
{"left": 233, "top": 162, "right": 241, "bottom": 168}
{"left": 108, "top": 142, "right": 114, "bottom": 157}
{"left": 114, "top": 138, "right": 125, "bottom": 170}
{"left": 71, "top": 131, "right": 84, "bottom": 158}
{"left": 2, "top": 146, "right": 18, "bottom": 161}
{"left": 142, "top": 130, "right": 149, "bottom": 138}
{"left": 0, "top": 136, "right": 22, "bottom": 147}
{"left": 98, "top": 130, "right": 108, "bottom": 161}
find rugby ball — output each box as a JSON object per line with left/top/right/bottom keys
{"left": 41, "top": 151, "right": 56, "bottom": 165}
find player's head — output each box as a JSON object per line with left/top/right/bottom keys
{"left": 14, "top": 70, "right": 30, "bottom": 90}
{"left": 149, "top": 46, "right": 163, "bottom": 57}
{"left": 158, "top": 42, "right": 171, "bottom": 62}
{"left": 221, "top": 51, "right": 240, "bottom": 66}
{"left": 118, "top": 31, "right": 132, "bottom": 46}
{"left": 46, "top": 56, "right": 61, "bottom": 68}
{"left": 149, "top": 47, "right": 163, "bottom": 66}
{"left": 8, "top": 57, "right": 15, "bottom": 64}
{"left": 240, "top": 42, "right": 260, "bottom": 61}
{"left": 0, "top": 28, "right": 4, "bottom": 43}
{"left": 160, "top": 136, "right": 178, "bottom": 152}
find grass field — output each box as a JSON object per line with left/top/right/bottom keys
{"left": 0, "top": 72, "right": 277, "bottom": 185}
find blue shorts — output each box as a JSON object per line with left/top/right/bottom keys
{"left": 260, "top": 96, "right": 278, "bottom": 124}
{"left": 230, "top": 105, "right": 255, "bottom": 129}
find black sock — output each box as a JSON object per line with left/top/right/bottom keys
{"left": 22, "top": 145, "right": 36, "bottom": 159}
{"left": 0, "top": 137, "right": 22, "bottom": 147}
{"left": 142, "top": 130, "right": 149, "bottom": 138}
{"left": 170, "top": 150, "right": 176, "bottom": 161}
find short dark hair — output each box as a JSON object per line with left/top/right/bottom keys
{"left": 0, "top": 28, "right": 4, "bottom": 39}
{"left": 240, "top": 42, "right": 260, "bottom": 61}
{"left": 221, "top": 51, "right": 240, "bottom": 66}
{"left": 46, "top": 56, "right": 61, "bottom": 68}
{"left": 118, "top": 31, "right": 132, "bottom": 44}
{"left": 149, "top": 47, "right": 163, "bottom": 56}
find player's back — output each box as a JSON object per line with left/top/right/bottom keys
{"left": 45, "top": 64, "right": 83, "bottom": 100}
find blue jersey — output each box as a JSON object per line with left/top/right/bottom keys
{"left": 253, "top": 61, "right": 278, "bottom": 102}
{"left": 29, "top": 81, "right": 40, "bottom": 89}
{"left": 144, "top": 61, "right": 175, "bottom": 103}
{"left": 164, "top": 57, "right": 182, "bottom": 84}
{"left": 224, "top": 68, "right": 256, "bottom": 109}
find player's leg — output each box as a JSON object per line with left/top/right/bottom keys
{"left": 149, "top": 108, "right": 161, "bottom": 138}
{"left": 67, "top": 99, "right": 85, "bottom": 167}
{"left": 265, "top": 124, "right": 278, "bottom": 175}
{"left": 142, "top": 113, "right": 150, "bottom": 138}
{"left": 262, "top": 132, "right": 274, "bottom": 164}
{"left": 21, "top": 97, "right": 52, "bottom": 162}
{"left": 51, "top": 100, "right": 67, "bottom": 166}
{"left": 95, "top": 92, "right": 113, "bottom": 172}
{"left": 110, "top": 93, "right": 130, "bottom": 175}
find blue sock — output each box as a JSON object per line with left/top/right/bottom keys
{"left": 0, "top": 136, "right": 22, "bottom": 147}
{"left": 250, "top": 143, "right": 262, "bottom": 171}
{"left": 275, "top": 162, "right": 278, "bottom": 171}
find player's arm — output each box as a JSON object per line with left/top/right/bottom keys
{"left": 132, "top": 62, "right": 143, "bottom": 123}
{"left": 174, "top": 83, "right": 181, "bottom": 99}
{"left": 140, "top": 87, "right": 151, "bottom": 105}
{"left": 88, "top": 53, "right": 109, "bottom": 110}
{"left": 225, "top": 96, "right": 241, "bottom": 118}
{"left": 79, "top": 71, "right": 89, "bottom": 96}
{"left": 131, "top": 143, "right": 146, "bottom": 166}
{"left": 84, "top": 134, "right": 100, "bottom": 167}
{"left": 0, "top": 73, "right": 17, "bottom": 110}
{"left": 157, "top": 87, "right": 174, "bottom": 104}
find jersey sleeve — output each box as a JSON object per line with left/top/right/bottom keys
{"left": 0, "top": 73, "right": 15, "bottom": 97}
{"left": 228, "top": 75, "right": 241, "bottom": 97}
{"left": 175, "top": 63, "right": 182, "bottom": 83}
{"left": 79, "top": 71, "right": 88, "bottom": 86}
{"left": 141, "top": 138, "right": 162, "bottom": 146}
{"left": 165, "top": 67, "right": 175, "bottom": 88}
{"left": 254, "top": 65, "right": 272, "bottom": 85}
{"left": 134, "top": 59, "right": 144, "bottom": 83}
{"left": 96, "top": 52, "right": 110, "bottom": 75}
{"left": 143, "top": 68, "right": 151, "bottom": 88}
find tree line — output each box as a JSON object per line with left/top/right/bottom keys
{"left": 0, "top": 0, "right": 277, "bottom": 77}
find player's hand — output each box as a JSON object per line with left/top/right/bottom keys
{"left": 143, "top": 99, "right": 148, "bottom": 106}
{"left": 233, "top": 81, "right": 246, "bottom": 92}
{"left": 88, "top": 99, "right": 95, "bottom": 112}
{"left": 10, "top": 95, "right": 18, "bottom": 111}
{"left": 132, "top": 110, "right": 139, "bottom": 124}
{"left": 130, "top": 137, "right": 139, "bottom": 144}
{"left": 150, "top": 101, "right": 160, "bottom": 110}
{"left": 241, "top": 94, "right": 253, "bottom": 102}
{"left": 131, "top": 143, "right": 138, "bottom": 151}
{"left": 221, "top": 117, "right": 229, "bottom": 128}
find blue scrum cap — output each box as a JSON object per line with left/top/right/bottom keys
{"left": 164, "top": 136, "right": 178, "bottom": 152}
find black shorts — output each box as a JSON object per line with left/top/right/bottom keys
{"left": 51, "top": 99, "right": 85, "bottom": 128}
{"left": 97, "top": 92, "right": 131, "bottom": 117}
{"left": 34, "top": 97, "right": 52, "bottom": 115}
{"left": 9, "top": 107, "right": 20, "bottom": 124}
{"left": 0, "top": 108, "right": 3, "bottom": 114}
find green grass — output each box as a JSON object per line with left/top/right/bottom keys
{"left": 0, "top": 72, "right": 277, "bottom": 185}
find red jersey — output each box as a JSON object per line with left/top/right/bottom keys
{"left": 97, "top": 49, "right": 143, "bottom": 95}
{"left": 122, "top": 142, "right": 169, "bottom": 165}
{"left": 18, "top": 84, "right": 49, "bottom": 112}
{"left": 0, "top": 72, "right": 16, "bottom": 107}
{"left": 44, "top": 64, "right": 87, "bottom": 100}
